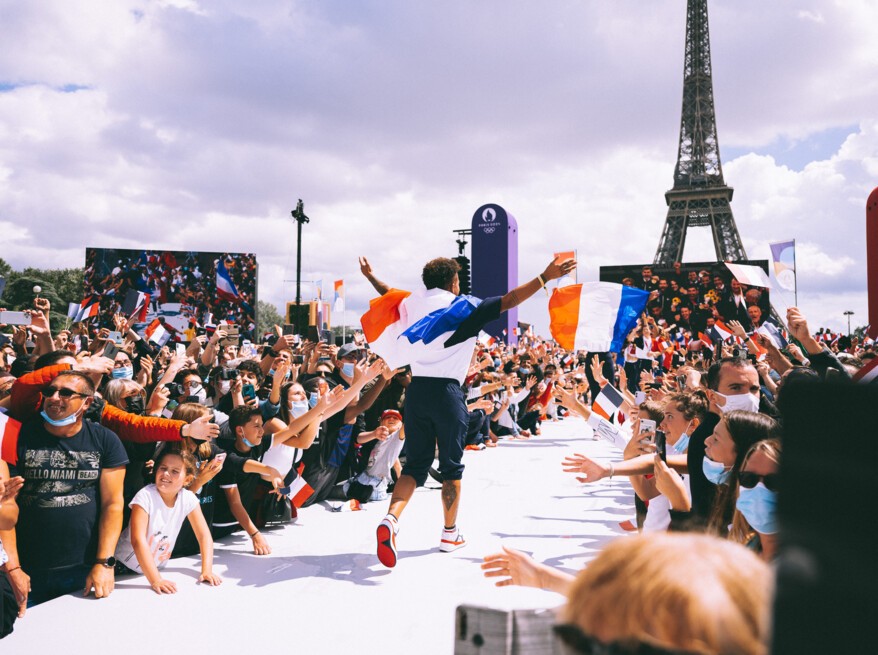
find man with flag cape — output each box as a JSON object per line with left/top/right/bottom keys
{"left": 359, "top": 254, "right": 576, "bottom": 568}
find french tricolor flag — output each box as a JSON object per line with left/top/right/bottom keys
{"left": 592, "top": 384, "right": 625, "bottom": 421}
{"left": 216, "top": 260, "right": 241, "bottom": 303}
{"left": 0, "top": 413, "right": 21, "bottom": 466}
{"left": 360, "top": 289, "right": 412, "bottom": 369}
{"left": 548, "top": 282, "right": 649, "bottom": 353}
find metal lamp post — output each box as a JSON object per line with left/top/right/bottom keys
{"left": 291, "top": 199, "right": 310, "bottom": 336}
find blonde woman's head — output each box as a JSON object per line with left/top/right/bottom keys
{"left": 561, "top": 532, "right": 771, "bottom": 655}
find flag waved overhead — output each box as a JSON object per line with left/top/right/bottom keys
{"left": 549, "top": 282, "right": 649, "bottom": 353}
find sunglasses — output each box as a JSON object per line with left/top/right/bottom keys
{"left": 41, "top": 386, "right": 90, "bottom": 400}
{"left": 738, "top": 471, "right": 779, "bottom": 492}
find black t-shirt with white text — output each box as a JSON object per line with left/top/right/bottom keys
{"left": 14, "top": 418, "right": 128, "bottom": 571}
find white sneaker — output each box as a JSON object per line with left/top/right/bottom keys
{"left": 439, "top": 527, "right": 466, "bottom": 553}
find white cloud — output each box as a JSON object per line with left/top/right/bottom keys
{"left": 0, "top": 1, "right": 875, "bottom": 338}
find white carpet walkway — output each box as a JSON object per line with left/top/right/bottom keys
{"left": 7, "top": 415, "right": 635, "bottom": 653}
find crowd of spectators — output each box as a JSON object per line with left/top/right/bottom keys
{"left": 0, "top": 269, "right": 873, "bottom": 652}
{"left": 83, "top": 249, "right": 257, "bottom": 336}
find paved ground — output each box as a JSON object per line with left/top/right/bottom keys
{"left": 6, "top": 415, "right": 635, "bottom": 653}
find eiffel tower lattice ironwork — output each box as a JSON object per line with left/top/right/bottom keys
{"left": 654, "top": 0, "right": 747, "bottom": 266}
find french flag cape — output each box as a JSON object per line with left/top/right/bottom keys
{"left": 361, "top": 288, "right": 497, "bottom": 383}
{"left": 548, "top": 282, "right": 650, "bottom": 353}
{"left": 216, "top": 260, "right": 240, "bottom": 303}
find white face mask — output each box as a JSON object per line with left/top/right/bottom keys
{"left": 218, "top": 381, "right": 231, "bottom": 395}
{"left": 715, "top": 391, "right": 759, "bottom": 414}
{"left": 289, "top": 400, "right": 309, "bottom": 418}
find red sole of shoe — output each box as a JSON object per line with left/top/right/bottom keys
{"left": 376, "top": 524, "right": 397, "bottom": 568}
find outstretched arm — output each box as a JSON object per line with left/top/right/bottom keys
{"left": 500, "top": 258, "right": 576, "bottom": 312}
{"left": 359, "top": 256, "right": 390, "bottom": 296}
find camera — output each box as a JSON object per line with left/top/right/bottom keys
{"left": 164, "top": 382, "right": 185, "bottom": 398}
{"left": 219, "top": 368, "right": 239, "bottom": 380}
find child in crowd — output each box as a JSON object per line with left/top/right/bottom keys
{"left": 345, "top": 409, "right": 406, "bottom": 503}
{"left": 115, "top": 448, "right": 222, "bottom": 594}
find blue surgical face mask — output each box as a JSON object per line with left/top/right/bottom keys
{"left": 289, "top": 400, "right": 309, "bottom": 418}
{"left": 342, "top": 362, "right": 355, "bottom": 378}
{"left": 40, "top": 408, "right": 82, "bottom": 427}
{"left": 269, "top": 368, "right": 292, "bottom": 380}
{"left": 308, "top": 392, "right": 320, "bottom": 408}
{"left": 673, "top": 434, "right": 690, "bottom": 454}
{"left": 702, "top": 456, "right": 731, "bottom": 485}
{"left": 736, "top": 482, "right": 778, "bottom": 534}
{"left": 672, "top": 421, "right": 693, "bottom": 454}
{"left": 242, "top": 437, "right": 257, "bottom": 448}
{"left": 112, "top": 366, "right": 133, "bottom": 380}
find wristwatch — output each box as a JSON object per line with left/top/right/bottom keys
{"left": 95, "top": 556, "right": 117, "bottom": 568}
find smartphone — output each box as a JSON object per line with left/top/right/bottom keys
{"left": 0, "top": 311, "right": 31, "bottom": 326}
{"left": 655, "top": 429, "right": 667, "bottom": 462}
{"left": 162, "top": 399, "right": 179, "bottom": 419}
{"left": 291, "top": 354, "right": 304, "bottom": 365}
{"left": 220, "top": 325, "right": 240, "bottom": 347}
{"left": 175, "top": 343, "right": 186, "bottom": 357}
{"left": 242, "top": 384, "right": 256, "bottom": 402}
{"left": 320, "top": 329, "right": 333, "bottom": 344}
{"left": 282, "top": 324, "right": 297, "bottom": 336}
{"left": 638, "top": 419, "right": 656, "bottom": 445}
{"left": 676, "top": 375, "right": 687, "bottom": 390}
{"left": 306, "top": 326, "right": 320, "bottom": 343}
{"left": 103, "top": 341, "right": 120, "bottom": 360}
{"left": 213, "top": 453, "right": 227, "bottom": 465}
{"left": 108, "top": 331, "right": 124, "bottom": 345}
{"left": 277, "top": 486, "right": 291, "bottom": 495}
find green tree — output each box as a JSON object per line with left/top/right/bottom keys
{"left": 256, "top": 300, "right": 283, "bottom": 337}
{"left": 0, "top": 259, "right": 85, "bottom": 333}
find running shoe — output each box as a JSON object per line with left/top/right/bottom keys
{"left": 439, "top": 527, "right": 467, "bottom": 553}
{"left": 376, "top": 517, "right": 398, "bottom": 568}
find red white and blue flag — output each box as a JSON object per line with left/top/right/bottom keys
{"left": 548, "top": 282, "right": 649, "bottom": 353}
{"left": 216, "top": 260, "right": 241, "bottom": 303}
{"left": 69, "top": 295, "right": 101, "bottom": 323}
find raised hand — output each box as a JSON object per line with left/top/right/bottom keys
{"left": 727, "top": 320, "right": 748, "bottom": 340}
{"left": 541, "top": 256, "right": 577, "bottom": 282}
{"left": 786, "top": 307, "right": 810, "bottom": 343}
{"left": 481, "top": 547, "right": 545, "bottom": 589}
{"left": 561, "top": 453, "right": 609, "bottom": 483}
{"left": 590, "top": 354, "right": 608, "bottom": 387}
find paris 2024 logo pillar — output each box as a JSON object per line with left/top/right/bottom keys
{"left": 472, "top": 204, "right": 519, "bottom": 346}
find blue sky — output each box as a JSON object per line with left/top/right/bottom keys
{"left": 0, "top": 0, "right": 875, "bottom": 335}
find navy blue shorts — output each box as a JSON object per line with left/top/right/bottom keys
{"left": 402, "top": 377, "right": 468, "bottom": 486}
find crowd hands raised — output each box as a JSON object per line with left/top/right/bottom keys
{"left": 0, "top": 271, "right": 871, "bottom": 652}
{"left": 0, "top": 294, "right": 400, "bottom": 636}
{"left": 83, "top": 250, "right": 258, "bottom": 336}
{"left": 480, "top": 300, "right": 872, "bottom": 655}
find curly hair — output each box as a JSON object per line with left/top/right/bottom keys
{"left": 421, "top": 257, "right": 460, "bottom": 291}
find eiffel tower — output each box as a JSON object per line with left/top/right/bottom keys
{"left": 654, "top": 0, "right": 747, "bottom": 266}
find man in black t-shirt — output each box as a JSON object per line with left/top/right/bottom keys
{"left": 0, "top": 371, "right": 128, "bottom": 609}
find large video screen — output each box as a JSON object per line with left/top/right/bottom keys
{"left": 599, "top": 259, "right": 772, "bottom": 334}
{"left": 84, "top": 248, "right": 257, "bottom": 338}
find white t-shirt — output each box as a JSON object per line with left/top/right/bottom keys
{"left": 364, "top": 429, "right": 405, "bottom": 480}
{"left": 261, "top": 442, "right": 303, "bottom": 477}
{"left": 115, "top": 484, "right": 200, "bottom": 573}
{"left": 642, "top": 474, "right": 691, "bottom": 533}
